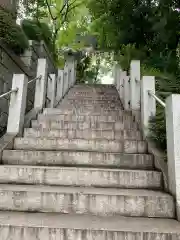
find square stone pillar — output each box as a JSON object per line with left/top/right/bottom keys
{"left": 119, "top": 71, "right": 126, "bottom": 104}
{"left": 57, "top": 69, "right": 64, "bottom": 102}
{"left": 166, "top": 94, "right": 180, "bottom": 220}
{"left": 63, "top": 63, "right": 69, "bottom": 96}
{"left": 130, "top": 60, "right": 141, "bottom": 110}
{"left": 49, "top": 74, "right": 56, "bottom": 108}
{"left": 124, "top": 75, "right": 130, "bottom": 110}
{"left": 34, "top": 59, "right": 48, "bottom": 109}
{"left": 113, "top": 64, "right": 118, "bottom": 86}
{"left": 141, "top": 76, "right": 156, "bottom": 136}
{"left": 7, "top": 74, "right": 28, "bottom": 135}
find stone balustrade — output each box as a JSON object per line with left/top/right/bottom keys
{"left": 6, "top": 56, "right": 76, "bottom": 135}
{"left": 114, "top": 61, "right": 180, "bottom": 221}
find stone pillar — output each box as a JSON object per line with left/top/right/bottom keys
{"left": 57, "top": 69, "right": 64, "bottom": 102}
{"left": 119, "top": 71, "right": 126, "bottom": 103}
{"left": 141, "top": 76, "right": 156, "bottom": 136}
{"left": 34, "top": 59, "right": 48, "bottom": 109}
{"left": 49, "top": 74, "right": 56, "bottom": 108}
{"left": 130, "top": 60, "right": 141, "bottom": 110}
{"left": 63, "top": 63, "right": 69, "bottom": 95}
{"left": 21, "top": 40, "right": 33, "bottom": 67}
{"left": 116, "top": 68, "right": 120, "bottom": 95}
{"left": 113, "top": 64, "right": 118, "bottom": 86}
{"left": 165, "top": 94, "right": 180, "bottom": 220}
{"left": 70, "top": 59, "right": 76, "bottom": 87}
{"left": 66, "top": 56, "right": 76, "bottom": 88}
{"left": 124, "top": 74, "right": 130, "bottom": 111}
{"left": 7, "top": 74, "right": 28, "bottom": 135}
{"left": 47, "top": 75, "right": 52, "bottom": 105}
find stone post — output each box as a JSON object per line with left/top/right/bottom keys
{"left": 124, "top": 74, "right": 130, "bottom": 111}
{"left": 56, "top": 69, "right": 64, "bottom": 102}
{"left": 165, "top": 94, "right": 180, "bottom": 220}
{"left": 65, "top": 56, "right": 76, "bottom": 88}
{"left": 20, "top": 40, "right": 33, "bottom": 67}
{"left": 63, "top": 63, "right": 69, "bottom": 95}
{"left": 113, "top": 64, "right": 118, "bottom": 86}
{"left": 34, "top": 59, "right": 48, "bottom": 109}
{"left": 141, "top": 76, "right": 156, "bottom": 136}
{"left": 7, "top": 74, "right": 28, "bottom": 135}
{"left": 49, "top": 74, "right": 56, "bottom": 108}
{"left": 130, "top": 60, "right": 141, "bottom": 110}
{"left": 119, "top": 71, "right": 126, "bottom": 104}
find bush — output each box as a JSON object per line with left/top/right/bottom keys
{"left": 21, "top": 19, "right": 42, "bottom": 41}
{"left": 0, "top": 8, "right": 29, "bottom": 54}
{"left": 22, "top": 19, "right": 53, "bottom": 52}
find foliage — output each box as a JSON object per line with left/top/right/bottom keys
{"left": 0, "top": 7, "right": 29, "bottom": 54}
{"left": 22, "top": 19, "right": 42, "bottom": 41}
{"left": 76, "top": 56, "right": 91, "bottom": 83}
{"left": 76, "top": 53, "right": 102, "bottom": 84}
{"left": 87, "top": 0, "right": 180, "bottom": 151}
{"left": 22, "top": 19, "right": 54, "bottom": 54}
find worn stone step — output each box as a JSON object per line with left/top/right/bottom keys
{"left": 0, "top": 185, "right": 174, "bottom": 218}
{"left": 2, "top": 150, "right": 154, "bottom": 169}
{"left": 58, "top": 102, "right": 123, "bottom": 110}
{"left": 43, "top": 108, "right": 127, "bottom": 116}
{"left": 38, "top": 113, "right": 134, "bottom": 122}
{"left": 68, "top": 88, "right": 117, "bottom": 93}
{"left": 67, "top": 95, "right": 120, "bottom": 100}
{"left": 32, "top": 119, "right": 138, "bottom": 131}
{"left": 14, "top": 137, "right": 147, "bottom": 153}
{"left": 72, "top": 84, "right": 115, "bottom": 89}
{"left": 0, "top": 166, "right": 162, "bottom": 189}
{"left": 0, "top": 212, "right": 179, "bottom": 240}
{"left": 58, "top": 105, "right": 123, "bottom": 111}
{"left": 62, "top": 99, "right": 122, "bottom": 105}
{"left": 24, "top": 128, "right": 142, "bottom": 140}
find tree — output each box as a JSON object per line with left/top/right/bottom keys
{"left": 87, "top": 0, "right": 180, "bottom": 151}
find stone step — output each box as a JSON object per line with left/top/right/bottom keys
{"left": 67, "top": 95, "right": 120, "bottom": 100}
{"left": 63, "top": 99, "right": 122, "bottom": 105}
{"left": 0, "top": 185, "right": 174, "bottom": 218}
{"left": 24, "top": 128, "right": 142, "bottom": 140}
{"left": 59, "top": 100, "right": 122, "bottom": 107}
{"left": 14, "top": 137, "right": 147, "bottom": 153}
{"left": 72, "top": 84, "right": 115, "bottom": 89}
{"left": 2, "top": 150, "right": 154, "bottom": 169}
{"left": 68, "top": 88, "right": 117, "bottom": 93}
{"left": 38, "top": 114, "right": 134, "bottom": 122}
{"left": 32, "top": 119, "right": 138, "bottom": 131}
{"left": 0, "top": 212, "right": 179, "bottom": 240}
{"left": 58, "top": 105, "right": 123, "bottom": 111}
{"left": 0, "top": 166, "right": 162, "bottom": 189}
{"left": 43, "top": 108, "right": 126, "bottom": 116}
{"left": 38, "top": 113, "right": 134, "bottom": 122}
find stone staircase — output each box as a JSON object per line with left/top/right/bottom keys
{"left": 0, "top": 84, "right": 180, "bottom": 239}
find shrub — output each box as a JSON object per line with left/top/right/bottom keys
{"left": 22, "top": 19, "right": 53, "bottom": 52}
{"left": 21, "top": 19, "right": 42, "bottom": 41}
{"left": 0, "top": 8, "right": 29, "bottom": 54}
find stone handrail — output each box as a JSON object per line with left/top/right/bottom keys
{"left": 114, "top": 61, "right": 180, "bottom": 221}
{"left": 5, "top": 55, "right": 76, "bottom": 135}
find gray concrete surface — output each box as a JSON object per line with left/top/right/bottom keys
{"left": 2, "top": 150, "right": 153, "bottom": 168}
{"left": 24, "top": 128, "right": 142, "bottom": 140}
{"left": 0, "top": 166, "right": 162, "bottom": 189}
{"left": 0, "top": 185, "right": 174, "bottom": 218}
{"left": 13, "top": 137, "right": 147, "bottom": 153}
{"left": 32, "top": 119, "right": 138, "bottom": 130}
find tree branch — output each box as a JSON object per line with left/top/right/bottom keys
{"left": 45, "top": 0, "right": 56, "bottom": 21}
